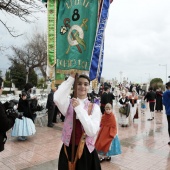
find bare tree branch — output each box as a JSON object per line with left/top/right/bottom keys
{"left": 0, "top": 0, "right": 46, "bottom": 37}
{"left": 5, "top": 0, "right": 12, "bottom": 8}
{"left": 8, "top": 32, "right": 47, "bottom": 79}
{"left": 0, "top": 20, "right": 23, "bottom": 37}
{"left": 0, "top": 45, "right": 7, "bottom": 53}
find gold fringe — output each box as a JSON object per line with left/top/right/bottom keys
{"left": 92, "top": 79, "right": 98, "bottom": 89}
{"left": 55, "top": 69, "right": 89, "bottom": 76}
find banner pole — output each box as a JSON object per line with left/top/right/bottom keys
{"left": 71, "top": 73, "right": 78, "bottom": 163}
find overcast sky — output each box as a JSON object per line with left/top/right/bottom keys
{"left": 104, "top": 0, "right": 170, "bottom": 84}
{"left": 0, "top": 0, "right": 170, "bottom": 84}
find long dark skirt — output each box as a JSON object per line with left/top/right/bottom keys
{"left": 58, "top": 144, "right": 101, "bottom": 170}
{"left": 155, "top": 97, "right": 163, "bottom": 111}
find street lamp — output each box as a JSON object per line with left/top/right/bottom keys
{"left": 159, "top": 64, "right": 167, "bottom": 83}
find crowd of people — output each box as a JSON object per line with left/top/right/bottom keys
{"left": 1, "top": 74, "right": 170, "bottom": 170}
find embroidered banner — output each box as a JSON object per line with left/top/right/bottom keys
{"left": 46, "top": 0, "right": 63, "bottom": 87}
{"left": 47, "top": 0, "right": 58, "bottom": 67}
{"left": 56, "top": 0, "right": 98, "bottom": 74}
{"left": 89, "top": 0, "right": 110, "bottom": 80}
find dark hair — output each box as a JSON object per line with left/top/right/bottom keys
{"left": 21, "top": 91, "right": 27, "bottom": 97}
{"left": 78, "top": 74, "right": 90, "bottom": 84}
{"left": 24, "top": 83, "right": 33, "bottom": 91}
{"left": 0, "top": 77, "right": 3, "bottom": 88}
{"left": 149, "top": 87, "right": 153, "bottom": 91}
{"left": 166, "top": 82, "right": 170, "bottom": 89}
{"left": 104, "top": 86, "right": 109, "bottom": 91}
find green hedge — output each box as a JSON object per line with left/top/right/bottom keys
{"left": 37, "top": 84, "right": 47, "bottom": 89}
{"left": 3, "top": 81, "right": 11, "bottom": 88}
{"left": 2, "top": 91, "right": 15, "bottom": 95}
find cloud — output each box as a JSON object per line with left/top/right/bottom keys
{"left": 102, "top": 0, "right": 170, "bottom": 83}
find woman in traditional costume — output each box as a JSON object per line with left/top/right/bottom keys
{"left": 11, "top": 92, "right": 36, "bottom": 141}
{"left": 128, "top": 90, "right": 138, "bottom": 122}
{"left": 54, "top": 73, "right": 102, "bottom": 170}
{"left": 155, "top": 88, "right": 163, "bottom": 112}
{"left": 95, "top": 103, "right": 121, "bottom": 162}
{"left": 118, "top": 93, "right": 130, "bottom": 127}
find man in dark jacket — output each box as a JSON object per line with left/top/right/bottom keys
{"left": 144, "top": 87, "right": 156, "bottom": 121}
{"left": 107, "top": 87, "right": 115, "bottom": 106}
{"left": 0, "top": 77, "right": 18, "bottom": 152}
{"left": 163, "top": 82, "right": 170, "bottom": 145}
{"left": 46, "top": 87, "right": 57, "bottom": 127}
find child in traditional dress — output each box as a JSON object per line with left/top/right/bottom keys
{"left": 95, "top": 103, "right": 121, "bottom": 162}
{"left": 141, "top": 98, "right": 146, "bottom": 114}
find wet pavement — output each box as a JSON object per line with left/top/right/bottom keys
{"left": 1, "top": 102, "right": 170, "bottom": 170}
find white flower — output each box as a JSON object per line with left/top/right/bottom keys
{"left": 60, "top": 26, "right": 67, "bottom": 35}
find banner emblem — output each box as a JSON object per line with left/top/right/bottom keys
{"left": 56, "top": 0, "right": 98, "bottom": 73}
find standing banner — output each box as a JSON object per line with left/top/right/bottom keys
{"left": 56, "top": 0, "right": 98, "bottom": 74}
{"left": 46, "top": 0, "right": 58, "bottom": 86}
{"left": 46, "top": 0, "right": 64, "bottom": 87}
{"left": 89, "top": 0, "right": 110, "bottom": 81}
{"left": 45, "top": 0, "right": 113, "bottom": 83}
{"left": 47, "top": 0, "right": 58, "bottom": 68}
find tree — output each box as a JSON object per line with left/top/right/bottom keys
{"left": 37, "top": 77, "right": 46, "bottom": 88}
{"left": 0, "top": 70, "right": 2, "bottom": 77}
{"left": 28, "top": 69, "right": 38, "bottom": 87}
{"left": 8, "top": 32, "right": 47, "bottom": 80}
{"left": 0, "top": 0, "right": 45, "bottom": 37}
{"left": 9, "top": 62, "right": 38, "bottom": 90}
{"left": 5, "top": 71, "right": 10, "bottom": 81}
{"left": 150, "top": 78, "right": 163, "bottom": 90}
{"left": 0, "top": 45, "right": 7, "bottom": 53}
{"left": 4, "top": 71, "right": 11, "bottom": 88}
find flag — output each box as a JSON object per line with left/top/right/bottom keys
{"left": 47, "top": 0, "right": 58, "bottom": 68}
{"left": 97, "top": 41, "right": 104, "bottom": 82}
{"left": 89, "top": 0, "right": 111, "bottom": 81}
{"left": 45, "top": 0, "right": 111, "bottom": 83}
{"left": 56, "top": 0, "right": 98, "bottom": 74}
